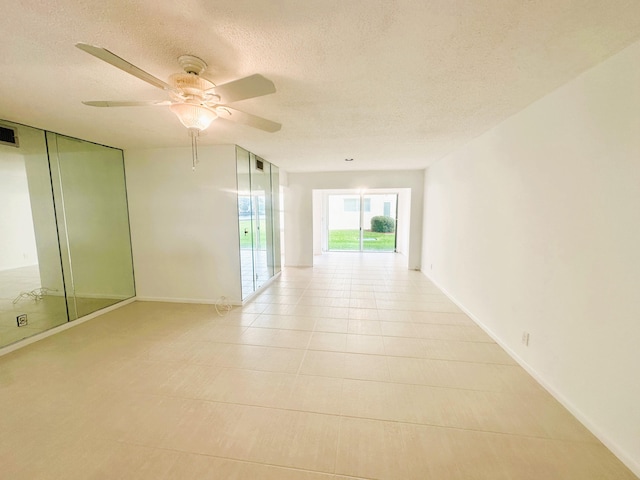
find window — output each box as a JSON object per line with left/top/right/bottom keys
{"left": 343, "top": 198, "right": 359, "bottom": 212}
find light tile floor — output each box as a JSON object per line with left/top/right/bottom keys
{"left": 0, "top": 253, "right": 636, "bottom": 479}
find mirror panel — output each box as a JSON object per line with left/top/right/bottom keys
{"left": 236, "top": 147, "right": 255, "bottom": 299}
{"left": 236, "top": 148, "right": 281, "bottom": 300}
{"left": 250, "top": 155, "right": 271, "bottom": 290}
{"left": 271, "top": 165, "right": 281, "bottom": 274}
{"left": 0, "top": 122, "right": 67, "bottom": 347}
{"left": 0, "top": 120, "right": 136, "bottom": 349}
{"left": 47, "top": 133, "right": 136, "bottom": 320}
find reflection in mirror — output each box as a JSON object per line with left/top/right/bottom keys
{"left": 251, "top": 154, "right": 271, "bottom": 290}
{"left": 0, "top": 121, "right": 137, "bottom": 349}
{"left": 47, "top": 133, "right": 136, "bottom": 320}
{"left": 271, "top": 165, "right": 281, "bottom": 275}
{"left": 0, "top": 122, "right": 67, "bottom": 347}
{"left": 237, "top": 147, "right": 255, "bottom": 299}
{"left": 236, "top": 147, "right": 281, "bottom": 300}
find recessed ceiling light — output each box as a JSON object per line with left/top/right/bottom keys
{"left": 345, "top": 158, "right": 354, "bottom": 162}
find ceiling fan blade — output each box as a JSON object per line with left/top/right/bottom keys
{"left": 76, "top": 43, "right": 174, "bottom": 92}
{"left": 218, "top": 107, "right": 281, "bottom": 132}
{"left": 83, "top": 100, "right": 172, "bottom": 107}
{"left": 212, "top": 74, "right": 276, "bottom": 103}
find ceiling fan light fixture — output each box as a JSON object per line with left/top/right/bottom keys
{"left": 170, "top": 103, "right": 218, "bottom": 131}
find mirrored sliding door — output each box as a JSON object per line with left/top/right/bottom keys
{"left": 236, "top": 147, "right": 281, "bottom": 300}
{"left": 47, "top": 132, "right": 136, "bottom": 320}
{"left": 237, "top": 147, "right": 255, "bottom": 299}
{"left": 0, "top": 120, "right": 136, "bottom": 349}
{"left": 0, "top": 122, "right": 68, "bottom": 346}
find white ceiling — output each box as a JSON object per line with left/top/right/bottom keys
{"left": 1, "top": 1, "right": 640, "bottom": 172}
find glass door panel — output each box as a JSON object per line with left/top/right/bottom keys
{"left": 363, "top": 194, "right": 397, "bottom": 252}
{"left": 327, "top": 194, "right": 362, "bottom": 251}
{"left": 326, "top": 192, "right": 398, "bottom": 253}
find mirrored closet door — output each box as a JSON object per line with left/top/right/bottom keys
{"left": 236, "top": 146, "right": 281, "bottom": 300}
{"left": 0, "top": 120, "right": 136, "bottom": 348}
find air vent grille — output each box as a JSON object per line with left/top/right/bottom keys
{"left": 256, "top": 158, "right": 264, "bottom": 171}
{"left": 0, "top": 125, "right": 18, "bottom": 147}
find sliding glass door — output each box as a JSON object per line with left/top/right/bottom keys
{"left": 327, "top": 194, "right": 361, "bottom": 251}
{"left": 362, "top": 193, "right": 398, "bottom": 252}
{"left": 327, "top": 193, "right": 397, "bottom": 252}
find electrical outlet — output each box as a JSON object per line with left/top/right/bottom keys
{"left": 16, "top": 314, "right": 28, "bottom": 327}
{"left": 521, "top": 331, "right": 530, "bottom": 346}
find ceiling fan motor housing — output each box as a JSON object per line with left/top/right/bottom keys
{"left": 169, "top": 73, "right": 215, "bottom": 99}
{"left": 177, "top": 55, "right": 208, "bottom": 75}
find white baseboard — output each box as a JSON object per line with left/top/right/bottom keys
{"left": 135, "top": 296, "right": 243, "bottom": 307}
{"left": 0, "top": 297, "right": 136, "bottom": 357}
{"left": 422, "top": 271, "right": 640, "bottom": 478}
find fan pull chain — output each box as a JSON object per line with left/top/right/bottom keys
{"left": 189, "top": 128, "right": 200, "bottom": 171}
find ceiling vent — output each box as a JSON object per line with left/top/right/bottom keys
{"left": 0, "top": 125, "right": 19, "bottom": 147}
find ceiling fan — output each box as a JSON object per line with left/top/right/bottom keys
{"left": 76, "top": 43, "right": 281, "bottom": 167}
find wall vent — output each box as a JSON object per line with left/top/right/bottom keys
{"left": 0, "top": 125, "right": 19, "bottom": 148}
{"left": 256, "top": 158, "right": 264, "bottom": 171}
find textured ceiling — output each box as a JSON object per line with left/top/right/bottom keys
{"left": 1, "top": 1, "right": 640, "bottom": 172}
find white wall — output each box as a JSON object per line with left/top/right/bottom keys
{"left": 397, "top": 189, "right": 411, "bottom": 256}
{"left": 285, "top": 170, "right": 424, "bottom": 268}
{"left": 422, "top": 39, "right": 640, "bottom": 475}
{"left": 125, "top": 145, "right": 243, "bottom": 304}
{"left": 312, "top": 190, "right": 323, "bottom": 255}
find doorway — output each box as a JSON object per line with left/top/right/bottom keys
{"left": 326, "top": 193, "right": 398, "bottom": 252}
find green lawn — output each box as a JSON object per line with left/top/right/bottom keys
{"left": 239, "top": 218, "right": 267, "bottom": 248}
{"left": 328, "top": 229, "right": 396, "bottom": 251}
